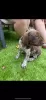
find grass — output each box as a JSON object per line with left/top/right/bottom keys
{"left": 0, "top": 29, "right": 46, "bottom": 81}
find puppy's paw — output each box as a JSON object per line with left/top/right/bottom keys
{"left": 21, "top": 63, "right": 26, "bottom": 68}
{"left": 15, "top": 55, "right": 19, "bottom": 59}
{"left": 21, "top": 61, "right": 27, "bottom": 68}
{"left": 33, "top": 55, "right": 37, "bottom": 59}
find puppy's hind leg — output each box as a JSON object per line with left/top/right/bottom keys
{"left": 28, "top": 54, "right": 38, "bottom": 62}
{"left": 28, "top": 57, "right": 35, "bottom": 62}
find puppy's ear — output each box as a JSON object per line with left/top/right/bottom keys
{"left": 22, "top": 34, "right": 29, "bottom": 47}
{"left": 36, "top": 32, "right": 44, "bottom": 46}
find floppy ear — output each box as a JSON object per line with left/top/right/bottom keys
{"left": 36, "top": 32, "right": 44, "bottom": 46}
{"left": 22, "top": 34, "right": 29, "bottom": 47}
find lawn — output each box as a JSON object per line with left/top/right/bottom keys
{"left": 0, "top": 29, "right": 46, "bottom": 81}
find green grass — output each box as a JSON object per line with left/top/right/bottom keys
{"left": 0, "top": 29, "right": 46, "bottom": 81}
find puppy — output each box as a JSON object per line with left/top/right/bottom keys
{"left": 16, "top": 28, "right": 43, "bottom": 68}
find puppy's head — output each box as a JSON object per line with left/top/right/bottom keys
{"left": 22, "top": 28, "right": 43, "bottom": 48}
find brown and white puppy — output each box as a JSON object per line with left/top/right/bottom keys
{"left": 16, "top": 28, "right": 43, "bottom": 68}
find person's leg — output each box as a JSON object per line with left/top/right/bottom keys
{"left": 0, "top": 21, "right": 6, "bottom": 48}
{"left": 14, "top": 19, "right": 30, "bottom": 37}
{"left": 35, "top": 19, "right": 46, "bottom": 48}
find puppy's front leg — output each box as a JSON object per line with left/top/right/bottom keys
{"left": 21, "top": 55, "right": 29, "bottom": 68}
{"left": 16, "top": 49, "right": 21, "bottom": 59}
{"left": 21, "top": 49, "right": 30, "bottom": 68}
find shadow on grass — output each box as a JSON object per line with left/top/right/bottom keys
{"left": 0, "top": 29, "right": 20, "bottom": 50}
{"left": 4, "top": 30, "right": 20, "bottom": 41}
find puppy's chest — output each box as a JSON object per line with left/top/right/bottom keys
{"left": 19, "top": 39, "right": 30, "bottom": 52}
{"left": 19, "top": 39, "right": 36, "bottom": 54}
{"left": 19, "top": 39, "right": 26, "bottom": 51}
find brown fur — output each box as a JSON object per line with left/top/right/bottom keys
{"left": 21, "top": 28, "right": 43, "bottom": 48}
{"left": 29, "top": 46, "right": 41, "bottom": 57}
{"left": 16, "top": 28, "right": 43, "bottom": 68}
{"left": 20, "top": 28, "right": 43, "bottom": 58}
